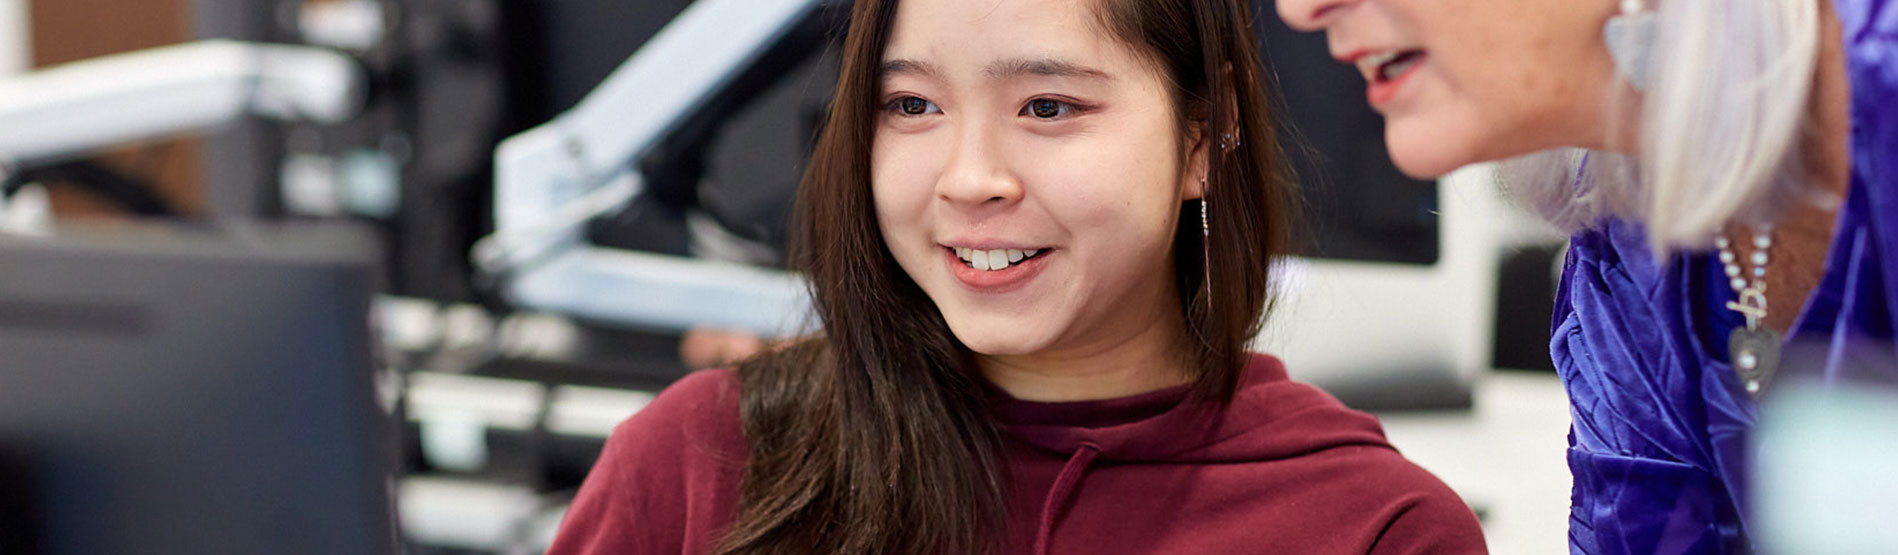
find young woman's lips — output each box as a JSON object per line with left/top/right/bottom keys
{"left": 944, "top": 247, "right": 1052, "bottom": 293}
{"left": 1366, "top": 52, "right": 1427, "bottom": 107}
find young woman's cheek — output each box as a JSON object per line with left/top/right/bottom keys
{"left": 871, "top": 136, "right": 950, "bottom": 251}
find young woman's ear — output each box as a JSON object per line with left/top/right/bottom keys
{"left": 1184, "top": 64, "right": 1242, "bottom": 202}
{"left": 1184, "top": 124, "right": 1210, "bottom": 201}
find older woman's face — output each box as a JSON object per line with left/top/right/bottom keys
{"left": 1276, "top": 0, "right": 1623, "bottom": 177}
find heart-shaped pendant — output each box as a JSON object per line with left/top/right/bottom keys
{"left": 1729, "top": 326, "right": 1781, "bottom": 397}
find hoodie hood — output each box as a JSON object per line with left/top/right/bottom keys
{"left": 993, "top": 354, "right": 1400, "bottom": 555}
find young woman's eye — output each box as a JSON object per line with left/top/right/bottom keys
{"left": 1021, "top": 98, "right": 1079, "bottom": 119}
{"left": 886, "top": 96, "right": 940, "bottom": 116}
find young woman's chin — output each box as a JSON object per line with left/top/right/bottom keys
{"left": 937, "top": 306, "right": 1070, "bottom": 356}
{"left": 949, "top": 326, "right": 1056, "bottom": 357}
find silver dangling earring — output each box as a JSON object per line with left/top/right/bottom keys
{"left": 1604, "top": 0, "right": 1656, "bottom": 90}
{"left": 1200, "top": 177, "right": 1213, "bottom": 302}
{"left": 1199, "top": 178, "right": 1210, "bottom": 238}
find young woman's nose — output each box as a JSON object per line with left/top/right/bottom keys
{"left": 936, "top": 122, "right": 1023, "bottom": 207}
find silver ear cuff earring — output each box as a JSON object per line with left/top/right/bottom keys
{"left": 1218, "top": 132, "right": 1241, "bottom": 152}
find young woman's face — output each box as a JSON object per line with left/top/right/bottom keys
{"left": 872, "top": 0, "right": 1202, "bottom": 359}
{"left": 1275, "top": 0, "right": 1621, "bottom": 177}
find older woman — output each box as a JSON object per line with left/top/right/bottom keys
{"left": 1276, "top": 0, "right": 1894, "bottom": 552}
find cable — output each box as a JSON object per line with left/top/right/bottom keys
{"left": 3, "top": 160, "right": 178, "bottom": 216}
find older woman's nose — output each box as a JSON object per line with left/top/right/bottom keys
{"left": 1275, "top": 0, "right": 1355, "bottom": 31}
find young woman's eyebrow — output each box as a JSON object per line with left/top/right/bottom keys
{"left": 879, "top": 58, "right": 940, "bottom": 79}
{"left": 878, "top": 57, "right": 1113, "bottom": 82}
{"left": 985, "top": 58, "right": 1114, "bottom": 81}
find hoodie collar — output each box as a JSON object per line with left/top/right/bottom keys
{"left": 992, "top": 354, "right": 1392, "bottom": 464}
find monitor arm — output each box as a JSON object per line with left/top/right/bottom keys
{"left": 479, "top": 0, "right": 824, "bottom": 337}
{"left": 0, "top": 40, "right": 362, "bottom": 170}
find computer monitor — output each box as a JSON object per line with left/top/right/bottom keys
{"left": 0, "top": 221, "right": 398, "bottom": 555}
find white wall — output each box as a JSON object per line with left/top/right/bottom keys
{"left": 0, "top": 0, "right": 27, "bottom": 75}
{"left": 1258, "top": 163, "right": 1564, "bottom": 389}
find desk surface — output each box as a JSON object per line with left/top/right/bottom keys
{"left": 1379, "top": 371, "right": 1572, "bottom": 555}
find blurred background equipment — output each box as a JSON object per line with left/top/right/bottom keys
{"left": 1755, "top": 382, "right": 1898, "bottom": 555}
{"left": 477, "top": 0, "right": 825, "bottom": 338}
{"left": 0, "top": 40, "right": 362, "bottom": 166}
{"left": 0, "top": 39, "right": 364, "bottom": 230}
{"left": 0, "top": 221, "right": 395, "bottom": 555}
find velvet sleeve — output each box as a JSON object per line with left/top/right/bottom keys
{"left": 543, "top": 370, "right": 747, "bottom": 555}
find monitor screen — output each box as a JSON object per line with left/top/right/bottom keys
{"left": 0, "top": 222, "right": 398, "bottom": 555}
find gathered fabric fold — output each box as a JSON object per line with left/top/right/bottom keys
{"left": 1033, "top": 442, "right": 1100, "bottom": 555}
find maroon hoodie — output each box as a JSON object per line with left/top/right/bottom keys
{"left": 547, "top": 355, "right": 1486, "bottom": 554}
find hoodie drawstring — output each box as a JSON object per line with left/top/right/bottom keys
{"left": 1033, "top": 442, "right": 1100, "bottom": 555}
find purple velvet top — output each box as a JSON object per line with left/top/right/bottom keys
{"left": 1552, "top": 1, "right": 1897, "bottom": 553}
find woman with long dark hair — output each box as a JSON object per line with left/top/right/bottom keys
{"left": 547, "top": 0, "right": 1485, "bottom": 553}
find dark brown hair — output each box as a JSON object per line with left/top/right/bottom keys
{"left": 716, "top": 0, "right": 1294, "bottom": 553}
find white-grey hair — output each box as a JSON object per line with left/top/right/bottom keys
{"left": 1499, "top": 0, "right": 1824, "bottom": 254}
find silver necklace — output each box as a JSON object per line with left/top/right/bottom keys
{"left": 1716, "top": 226, "right": 1779, "bottom": 398}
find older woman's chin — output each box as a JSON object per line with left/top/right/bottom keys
{"left": 1383, "top": 121, "right": 1513, "bottom": 180}
{"left": 1383, "top": 139, "right": 1466, "bottom": 181}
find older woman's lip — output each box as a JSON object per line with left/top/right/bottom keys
{"left": 1367, "top": 52, "right": 1426, "bottom": 107}
{"left": 1335, "top": 47, "right": 1425, "bottom": 84}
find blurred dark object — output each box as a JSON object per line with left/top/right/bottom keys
{"left": 1493, "top": 245, "right": 1563, "bottom": 372}
{"left": 196, "top": 0, "right": 507, "bottom": 302}
{"left": 0, "top": 445, "right": 38, "bottom": 554}
{"left": 1254, "top": 5, "right": 1440, "bottom": 264}
{"left": 0, "top": 221, "right": 397, "bottom": 555}
{"left": 1320, "top": 365, "right": 1475, "bottom": 412}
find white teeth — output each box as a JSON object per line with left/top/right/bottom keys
{"left": 1357, "top": 50, "right": 1423, "bottom": 82}
{"left": 952, "top": 246, "right": 1045, "bottom": 271}
{"left": 1357, "top": 50, "right": 1399, "bottom": 77}
{"left": 974, "top": 249, "right": 1009, "bottom": 271}
{"left": 1379, "top": 55, "right": 1420, "bottom": 81}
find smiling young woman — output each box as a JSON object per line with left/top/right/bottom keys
{"left": 543, "top": 1, "right": 1486, "bottom": 553}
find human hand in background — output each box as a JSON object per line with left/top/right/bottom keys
{"left": 679, "top": 326, "right": 769, "bottom": 370}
